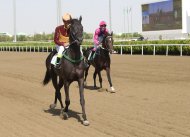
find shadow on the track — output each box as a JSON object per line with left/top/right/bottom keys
{"left": 84, "top": 85, "right": 107, "bottom": 92}
{"left": 84, "top": 85, "right": 100, "bottom": 90}
{"left": 44, "top": 108, "right": 82, "bottom": 123}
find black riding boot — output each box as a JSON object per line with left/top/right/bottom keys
{"left": 55, "top": 57, "right": 61, "bottom": 68}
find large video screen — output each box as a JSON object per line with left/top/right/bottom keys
{"left": 142, "top": 0, "right": 182, "bottom": 31}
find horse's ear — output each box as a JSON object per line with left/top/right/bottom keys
{"left": 69, "top": 15, "right": 73, "bottom": 24}
{"left": 79, "top": 16, "right": 82, "bottom": 23}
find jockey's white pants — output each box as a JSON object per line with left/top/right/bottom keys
{"left": 56, "top": 45, "right": 66, "bottom": 58}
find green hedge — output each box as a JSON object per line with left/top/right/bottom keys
{"left": 0, "top": 41, "right": 55, "bottom": 47}
{"left": 114, "top": 39, "right": 190, "bottom": 45}
{"left": 1, "top": 39, "right": 189, "bottom": 47}
{"left": 1, "top": 40, "right": 190, "bottom": 55}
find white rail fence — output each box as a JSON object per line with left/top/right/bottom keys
{"left": 0, "top": 46, "right": 54, "bottom": 53}
{"left": 0, "top": 44, "right": 189, "bottom": 56}
{"left": 115, "top": 44, "right": 190, "bottom": 56}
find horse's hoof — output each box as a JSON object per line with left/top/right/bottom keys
{"left": 83, "top": 120, "right": 90, "bottom": 126}
{"left": 49, "top": 104, "right": 56, "bottom": 109}
{"left": 94, "top": 86, "right": 98, "bottom": 89}
{"left": 107, "top": 87, "right": 116, "bottom": 93}
{"left": 60, "top": 110, "right": 69, "bottom": 120}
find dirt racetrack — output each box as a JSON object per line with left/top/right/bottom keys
{"left": 0, "top": 52, "right": 190, "bottom": 137}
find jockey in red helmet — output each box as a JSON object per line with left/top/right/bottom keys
{"left": 88, "top": 21, "right": 109, "bottom": 61}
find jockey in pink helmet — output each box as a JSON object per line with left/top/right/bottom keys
{"left": 88, "top": 21, "right": 109, "bottom": 60}
{"left": 93, "top": 21, "right": 109, "bottom": 51}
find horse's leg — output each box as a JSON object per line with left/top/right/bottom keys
{"left": 78, "top": 78, "right": 89, "bottom": 126}
{"left": 64, "top": 81, "right": 70, "bottom": 112}
{"left": 84, "top": 65, "right": 90, "bottom": 87}
{"left": 57, "top": 77, "right": 64, "bottom": 108}
{"left": 97, "top": 71, "right": 102, "bottom": 88}
{"left": 106, "top": 67, "right": 115, "bottom": 93}
{"left": 60, "top": 81, "right": 70, "bottom": 119}
{"left": 49, "top": 72, "right": 58, "bottom": 109}
{"left": 50, "top": 74, "right": 64, "bottom": 109}
{"left": 93, "top": 70, "right": 98, "bottom": 88}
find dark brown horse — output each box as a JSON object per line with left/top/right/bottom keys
{"left": 43, "top": 16, "right": 89, "bottom": 126}
{"left": 83, "top": 32, "right": 115, "bottom": 93}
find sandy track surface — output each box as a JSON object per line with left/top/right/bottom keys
{"left": 0, "top": 52, "right": 190, "bottom": 137}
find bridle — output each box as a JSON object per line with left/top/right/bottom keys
{"left": 69, "top": 24, "right": 83, "bottom": 46}
{"left": 70, "top": 31, "right": 79, "bottom": 45}
{"left": 102, "top": 35, "right": 113, "bottom": 53}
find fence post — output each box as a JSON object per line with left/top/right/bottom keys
{"left": 131, "top": 45, "right": 133, "bottom": 55}
{"left": 120, "top": 45, "right": 123, "bottom": 55}
{"left": 166, "top": 45, "right": 168, "bottom": 56}
{"left": 153, "top": 45, "right": 155, "bottom": 55}
{"left": 142, "top": 45, "right": 143, "bottom": 55}
{"left": 180, "top": 45, "right": 182, "bottom": 56}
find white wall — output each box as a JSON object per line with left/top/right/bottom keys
{"left": 182, "top": 0, "right": 190, "bottom": 33}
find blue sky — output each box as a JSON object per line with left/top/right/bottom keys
{"left": 149, "top": 0, "right": 173, "bottom": 14}
{"left": 0, "top": 0, "right": 162, "bottom": 35}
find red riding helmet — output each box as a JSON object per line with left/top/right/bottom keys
{"left": 99, "top": 21, "right": 107, "bottom": 26}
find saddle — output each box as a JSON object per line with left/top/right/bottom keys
{"left": 88, "top": 47, "right": 101, "bottom": 61}
{"left": 51, "top": 48, "right": 84, "bottom": 66}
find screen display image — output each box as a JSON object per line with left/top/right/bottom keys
{"left": 142, "top": 0, "right": 182, "bottom": 31}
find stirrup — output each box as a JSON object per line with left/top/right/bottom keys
{"left": 55, "top": 63, "right": 61, "bottom": 69}
{"left": 84, "top": 62, "right": 89, "bottom": 69}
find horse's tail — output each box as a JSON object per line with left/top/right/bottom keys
{"left": 43, "top": 49, "right": 57, "bottom": 85}
{"left": 43, "top": 69, "right": 51, "bottom": 85}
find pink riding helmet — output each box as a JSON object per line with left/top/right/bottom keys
{"left": 99, "top": 21, "right": 107, "bottom": 26}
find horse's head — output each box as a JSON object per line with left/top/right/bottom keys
{"left": 102, "top": 32, "right": 114, "bottom": 54}
{"left": 69, "top": 16, "right": 83, "bottom": 46}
